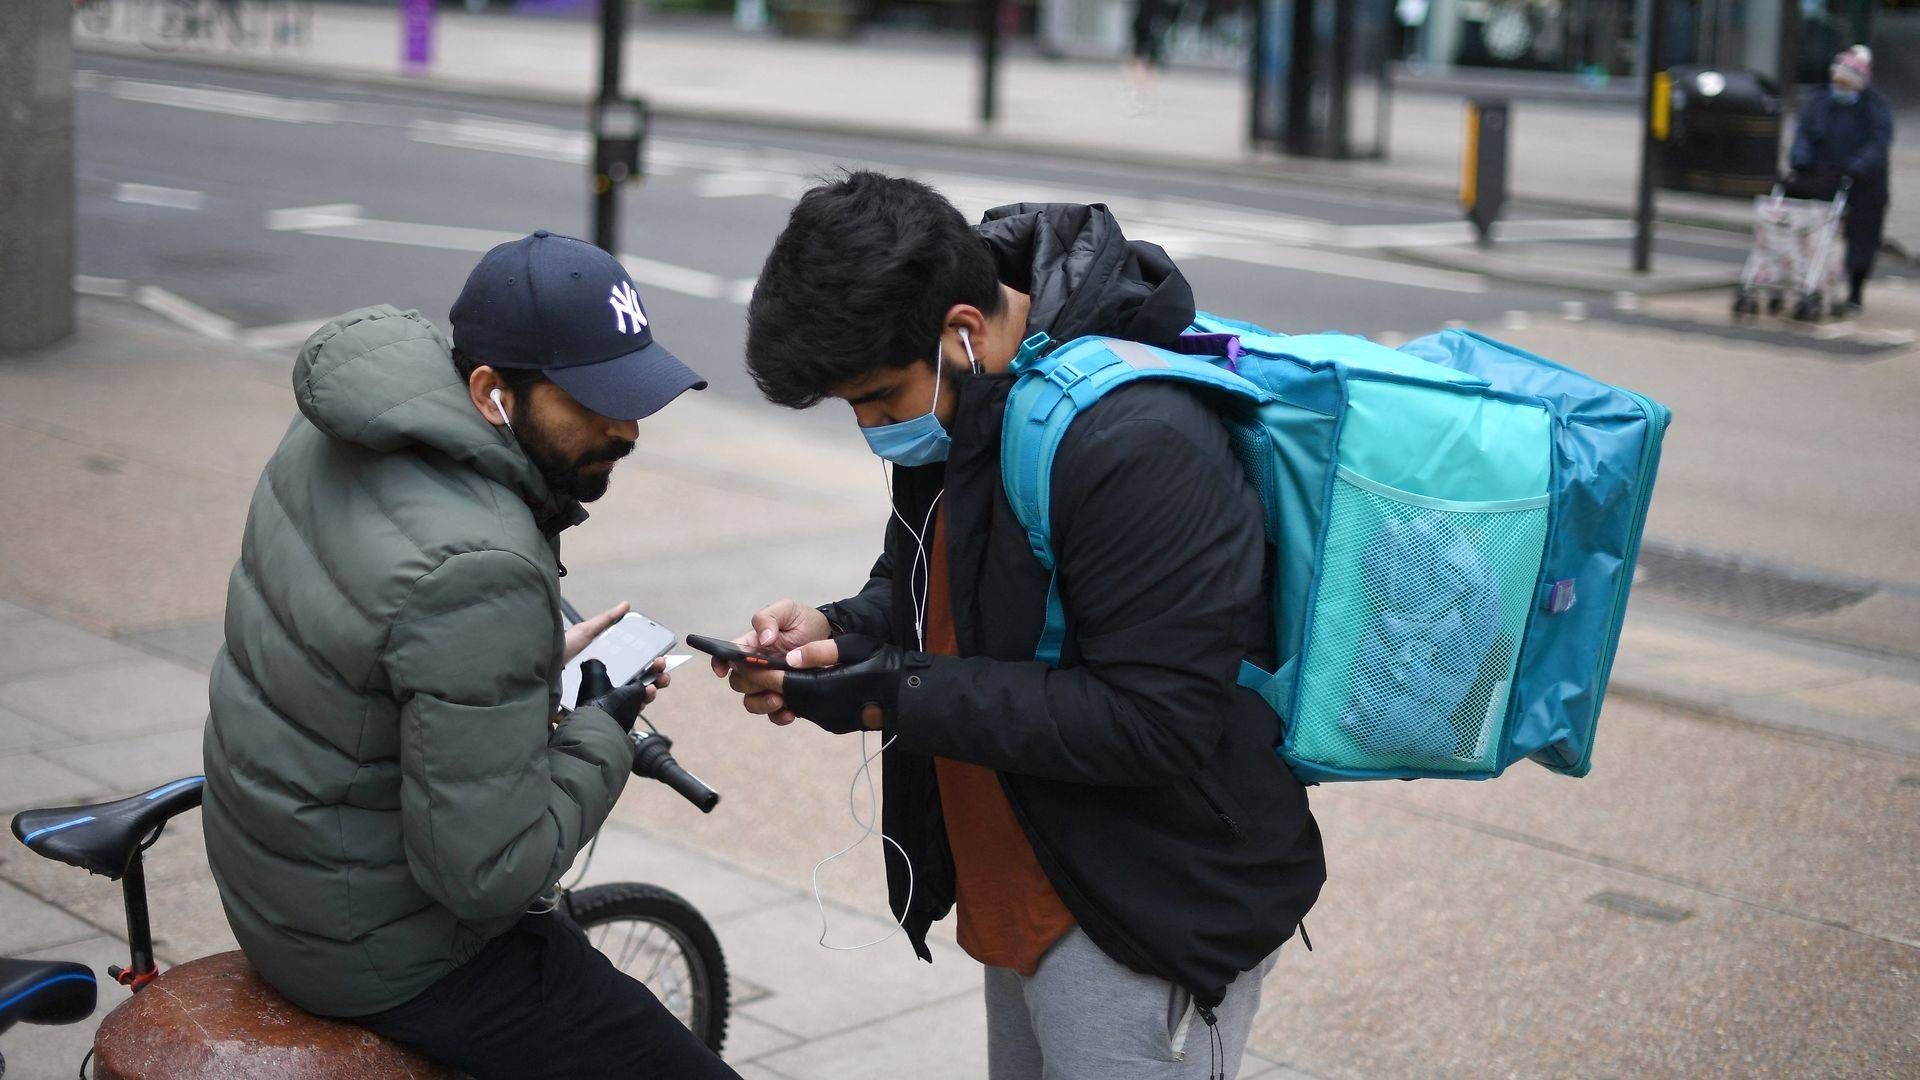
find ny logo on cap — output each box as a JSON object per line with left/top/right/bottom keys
{"left": 609, "top": 281, "right": 649, "bottom": 335}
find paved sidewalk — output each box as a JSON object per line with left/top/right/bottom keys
{"left": 3, "top": 297, "right": 1917, "bottom": 1076}
{"left": 75, "top": 5, "right": 1920, "bottom": 259}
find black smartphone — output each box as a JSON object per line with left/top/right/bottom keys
{"left": 686, "top": 633, "right": 792, "bottom": 670}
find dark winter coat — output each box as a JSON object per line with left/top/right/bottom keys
{"left": 202, "top": 307, "right": 634, "bottom": 1017}
{"left": 823, "top": 205, "right": 1326, "bottom": 1008}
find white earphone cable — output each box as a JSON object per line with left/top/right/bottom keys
{"left": 812, "top": 334, "right": 969, "bottom": 952}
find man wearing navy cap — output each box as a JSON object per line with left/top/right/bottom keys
{"left": 203, "top": 232, "right": 737, "bottom": 1079}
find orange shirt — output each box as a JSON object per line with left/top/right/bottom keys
{"left": 925, "top": 509, "right": 1076, "bottom": 976}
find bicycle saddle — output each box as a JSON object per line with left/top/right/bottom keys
{"left": 11, "top": 776, "right": 205, "bottom": 879}
{"left": 0, "top": 958, "right": 96, "bottom": 1034}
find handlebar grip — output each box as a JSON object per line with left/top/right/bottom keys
{"left": 630, "top": 733, "right": 720, "bottom": 813}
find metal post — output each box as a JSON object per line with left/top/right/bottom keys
{"left": 0, "top": 0, "right": 74, "bottom": 350}
{"left": 594, "top": 0, "right": 627, "bottom": 254}
{"left": 977, "top": 0, "right": 1000, "bottom": 126}
{"left": 1632, "top": 0, "right": 1668, "bottom": 273}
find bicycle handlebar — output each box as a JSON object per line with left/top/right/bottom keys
{"left": 630, "top": 731, "right": 720, "bottom": 813}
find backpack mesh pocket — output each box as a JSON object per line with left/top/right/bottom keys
{"left": 1290, "top": 471, "right": 1549, "bottom": 775}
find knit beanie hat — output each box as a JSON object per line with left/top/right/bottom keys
{"left": 1831, "top": 46, "right": 1872, "bottom": 91}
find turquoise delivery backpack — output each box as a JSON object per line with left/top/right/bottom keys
{"left": 1000, "top": 313, "right": 1671, "bottom": 782}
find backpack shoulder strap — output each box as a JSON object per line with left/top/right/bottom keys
{"left": 1000, "top": 334, "right": 1267, "bottom": 665}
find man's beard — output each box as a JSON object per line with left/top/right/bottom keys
{"left": 513, "top": 401, "right": 633, "bottom": 504}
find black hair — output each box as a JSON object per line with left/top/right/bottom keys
{"left": 451, "top": 346, "right": 548, "bottom": 394}
{"left": 745, "top": 171, "right": 1004, "bottom": 409}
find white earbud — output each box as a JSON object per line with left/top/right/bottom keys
{"left": 958, "top": 327, "right": 978, "bottom": 374}
{"left": 488, "top": 387, "right": 513, "bottom": 434}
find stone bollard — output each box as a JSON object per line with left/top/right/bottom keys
{"left": 0, "top": 0, "right": 76, "bottom": 350}
{"left": 92, "top": 951, "right": 456, "bottom": 1080}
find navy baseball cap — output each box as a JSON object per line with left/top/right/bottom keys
{"left": 449, "top": 230, "right": 706, "bottom": 421}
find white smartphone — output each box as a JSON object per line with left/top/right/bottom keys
{"left": 559, "top": 611, "right": 677, "bottom": 707}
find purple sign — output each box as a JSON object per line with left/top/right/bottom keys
{"left": 402, "top": 0, "right": 435, "bottom": 73}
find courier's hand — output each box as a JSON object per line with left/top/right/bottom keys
{"left": 729, "top": 635, "right": 897, "bottom": 735}
{"left": 711, "top": 600, "right": 832, "bottom": 724}
{"left": 564, "top": 602, "right": 631, "bottom": 665}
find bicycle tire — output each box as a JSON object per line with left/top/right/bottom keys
{"left": 565, "top": 882, "right": 730, "bottom": 1055}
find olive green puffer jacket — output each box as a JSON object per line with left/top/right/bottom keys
{"left": 203, "top": 305, "right": 634, "bottom": 1017}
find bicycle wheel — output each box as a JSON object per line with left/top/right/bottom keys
{"left": 565, "top": 882, "right": 730, "bottom": 1054}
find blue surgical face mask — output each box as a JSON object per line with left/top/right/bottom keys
{"left": 860, "top": 333, "right": 980, "bottom": 467}
{"left": 861, "top": 351, "right": 952, "bottom": 466}
{"left": 1832, "top": 88, "right": 1860, "bottom": 104}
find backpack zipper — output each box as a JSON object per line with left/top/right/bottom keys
{"left": 1578, "top": 389, "right": 1670, "bottom": 774}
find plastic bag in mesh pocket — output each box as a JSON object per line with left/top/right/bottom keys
{"left": 1337, "top": 514, "right": 1504, "bottom": 760}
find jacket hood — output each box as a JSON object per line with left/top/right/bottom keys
{"left": 292, "top": 305, "right": 583, "bottom": 531}
{"left": 975, "top": 203, "right": 1196, "bottom": 348}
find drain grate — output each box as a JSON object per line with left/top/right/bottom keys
{"left": 1633, "top": 543, "right": 1876, "bottom": 619}
{"left": 1589, "top": 890, "right": 1694, "bottom": 923}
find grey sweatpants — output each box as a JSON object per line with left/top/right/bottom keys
{"left": 983, "top": 927, "right": 1279, "bottom": 1080}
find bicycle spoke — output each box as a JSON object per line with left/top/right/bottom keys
{"left": 616, "top": 922, "right": 662, "bottom": 973}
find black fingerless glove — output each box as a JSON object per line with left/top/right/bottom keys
{"left": 782, "top": 635, "right": 912, "bottom": 735}
{"left": 575, "top": 658, "right": 647, "bottom": 734}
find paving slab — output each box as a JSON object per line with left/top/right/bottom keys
{"left": 755, "top": 987, "right": 985, "bottom": 1080}
{"left": 733, "top": 1064, "right": 799, "bottom": 1080}
{"left": 1247, "top": 789, "right": 1919, "bottom": 1078}
{"left": 0, "top": 657, "right": 208, "bottom": 742}
{"left": 123, "top": 618, "right": 228, "bottom": 674}
{"left": 571, "top": 818, "right": 797, "bottom": 923}
{"left": 721, "top": 1012, "right": 806, "bottom": 1066}
{"left": 1380, "top": 696, "right": 1920, "bottom": 949}
{"left": 46, "top": 727, "right": 206, "bottom": 793}
{"left": 718, "top": 896, "right": 982, "bottom": 1040}
{"left": 0, "top": 703, "right": 70, "bottom": 755}
{"left": 1241, "top": 1057, "right": 1323, "bottom": 1080}
{"left": 0, "top": 617, "right": 149, "bottom": 683}
{"left": 0, "top": 752, "right": 110, "bottom": 815}
{"left": 0, "top": 600, "right": 40, "bottom": 625}
{"left": 0, "top": 878, "right": 99, "bottom": 957}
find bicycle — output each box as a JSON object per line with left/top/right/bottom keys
{"left": 140, "top": 0, "right": 311, "bottom": 52}
{"left": 7, "top": 713, "right": 730, "bottom": 1074}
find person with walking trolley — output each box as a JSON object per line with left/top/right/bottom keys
{"left": 1790, "top": 45, "right": 1894, "bottom": 314}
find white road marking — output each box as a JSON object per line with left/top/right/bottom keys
{"left": 240, "top": 320, "right": 328, "bottom": 352}
{"left": 1560, "top": 300, "right": 1590, "bottom": 321}
{"left": 73, "top": 275, "right": 131, "bottom": 298}
{"left": 135, "top": 285, "right": 238, "bottom": 342}
{"left": 1501, "top": 310, "right": 1531, "bottom": 330}
{"left": 692, "top": 171, "right": 810, "bottom": 201}
{"left": 107, "top": 78, "right": 340, "bottom": 123}
{"left": 618, "top": 255, "right": 740, "bottom": 303}
{"left": 409, "top": 117, "right": 590, "bottom": 163}
{"left": 265, "top": 203, "right": 365, "bottom": 231}
{"left": 113, "top": 183, "right": 208, "bottom": 211}
{"left": 265, "top": 205, "right": 759, "bottom": 303}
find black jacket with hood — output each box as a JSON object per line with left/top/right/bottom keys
{"left": 821, "top": 204, "right": 1326, "bottom": 1008}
